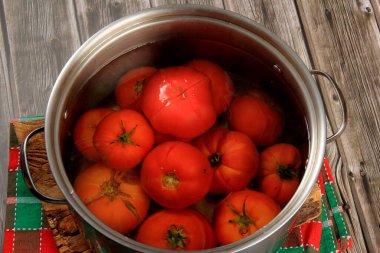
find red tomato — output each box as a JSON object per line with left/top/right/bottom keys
{"left": 190, "top": 207, "right": 217, "bottom": 249}
{"left": 193, "top": 128, "right": 259, "bottom": 194}
{"left": 135, "top": 208, "right": 215, "bottom": 250}
{"left": 73, "top": 108, "right": 113, "bottom": 161}
{"left": 74, "top": 163, "right": 150, "bottom": 234}
{"left": 186, "top": 59, "right": 234, "bottom": 114}
{"left": 141, "top": 141, "right": 213, "bottom": 209}
{"left": 140, "top": 66, "right": 217, "bottom": 139}
{"left": 153, "top": 129, "right": 191, "bottom": 146}
{"left": 93, "top": 109, "right": 154, "bottom": 170}
{"left": 115, "top": 66, "right": 157, "bottom": 110}
{"left": 228, "top": 89, "right": 284, "bottom": 146}
{"left": 257, "top": 143, "right": 302, "bottom": 206}
{"left": 213, "top": 189, "right": 281, "bottom": 246}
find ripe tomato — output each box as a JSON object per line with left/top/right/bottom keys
{"left": 213, "top": 189, "right": 281, "bottom": 246}
{"left": 186, "top": 59, "right": 234, "bottom": 114}
{"left": 228, "top": 89, "right": 284, "bottom": 146}
{"left": 73, "top": 108, "right": 113, "bottom": 161}
{"left": 190, "top": 208, "right": 217, "bottom": 249}
{"left": 140, "top": 141, "right": 213, "bottom": 209}
{"left": 114, "top": 66, "right": 157, "bottom": 110}
{"left": 193, "top": 128, "right": 259, "bottom": 194}
{"left": 140, "top": 66, "right": 217, "bottom": 139}
{"left": 74, "top": 163, "right": 150, "bottom": 234}
{"left": 256, "top": 143, "right": 302, "bottom": 206}
{"left": 153, "top": 129, "right": 191, "bottom": 146}
{"left": 93, "top": 109, "right": 154, "bottom": 170}
{"left": 135, "top": 208, "right": 215, "bottom": 250}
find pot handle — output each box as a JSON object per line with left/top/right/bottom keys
{"left": 20, "top": 126, "right": 68, "bottom": 204}
{"left": 310, "top": 70, "right": 348, "bottom": 143}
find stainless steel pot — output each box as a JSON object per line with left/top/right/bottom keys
{"left": 21, "top": 5, "right": 347, "bottom": 253}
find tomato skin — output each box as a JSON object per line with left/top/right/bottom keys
{"left": 141, "top": 141, "right": 213, "bottom": 209}
{"left": 93, "top": 109, "right": 154, "bottom": 170}
{"left": 115, "top": 66, "right": 157, "bottom": 110}
{"left": 186, "top": 59, "right": 234, "bottom": 114}
{"left": 228, "top": 90, "right": 284, "bottom": 146}
{"left": 135, "top": 208, "right": 215, "bottom": 250}
{"left": 74, "top": 163, "right": 150, "bottom": 234}
{"left": 190, "top": 208, "right": 217, "bottom": 249}
{"left": 141, "top": 66, "right": 217, "bottom": 139}
{"left": 257, "top": 143, "right": 302, "bottom": 206}
{"left": 153, "top": 130, "right": 191, "bottom": 146}
{"left": 213, "top": 189, "right": 281, "bottom": 246}
{"left": 73, "top": 108, "right": 114, "bottom": 161}
{"left": 193, "top": 128, "right": 259, "bottom": 194}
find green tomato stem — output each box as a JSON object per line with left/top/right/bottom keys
{"left": 278, "top": 165, "right": 298, "bottom": 180}
{"left": 113, "top": 121, "right": 140, "bottom": 146}
{"left": 227, "top": 196, "right": 257, "bottom": 236}
{"left": 165, "top": 225, "right": 188, "bottom": 249}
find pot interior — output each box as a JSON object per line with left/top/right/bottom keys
{"left": 61, "top": 19, "right": 310, "bottom": 181}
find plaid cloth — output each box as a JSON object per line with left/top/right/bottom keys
{"left": 3, "top": 117, "right": 59, "bottom": 253}
{"left": 278, "top": 157, "right": 353, "bottom": 252}
{"left": 2, "top": 117, "right": 352, "bottom": 253}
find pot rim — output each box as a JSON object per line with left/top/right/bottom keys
{"left": 45, "top": 5, "right": 326, "bottom": 252}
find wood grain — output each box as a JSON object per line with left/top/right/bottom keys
{"left": 0, "top": 1, "right": 11, "bottom": 247}
{"left": 0, "top": 0, "right": 82, "bottom": 248}
{"left": 74, "top": 0, "right": 151, "bottom": 43}
{"left": 224, "top": 0, "right": 311, "bottom": 68}
{"left": 2, "top": 0, "right": 80, "bottom": 117}
{"left": 296, "top": 0, "right": 380, "bottom": 252}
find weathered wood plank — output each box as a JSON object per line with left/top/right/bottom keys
{"left": 2, "top": 0, "right": 81, "bottom": 117}
{"left": 0, "top": 1, "right": 11, "bottom": 247}
{"left": 0, "top": 0, "right": 81, "bottom": 248}
{"left": 369, "top": 0, "right": 380, "bottom": 26}
{"left": 74, "top": 0, "right": 151, "bottom": 43}
{"left": 224, "top": 0, "right": 311, "bottom": 68}
{"left": 296, "top": 0, "right": 380, "bottom": 252}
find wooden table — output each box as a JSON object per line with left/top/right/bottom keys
{"left": 0, "top": 1, "right": 379, "bottom": 252}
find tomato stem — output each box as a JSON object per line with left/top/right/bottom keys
{"left": 162, "top": 173, "right": 180, "bottom": 189}
{"left": 165, "top": 225, "right": 188, "bottom": 249}
{"left": 209, "top": 153, "right": 222, "bottom": 168}
{"left": 134, "top": 79, "right": 144, "bottom": 97}
{"left": 227, "top": 196, "right": 257, "bottom": 235}
{"left": 98, "top": 172, "right": 140, "bottom": 222}
{"left": 100, "top": 178, "right": 120, "bottom": 201}
{"left": 278, "top": 165, "right": 298, "bottom": 180}
{"left": 113, "top": 121, "right": 140, "bottom": 146}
